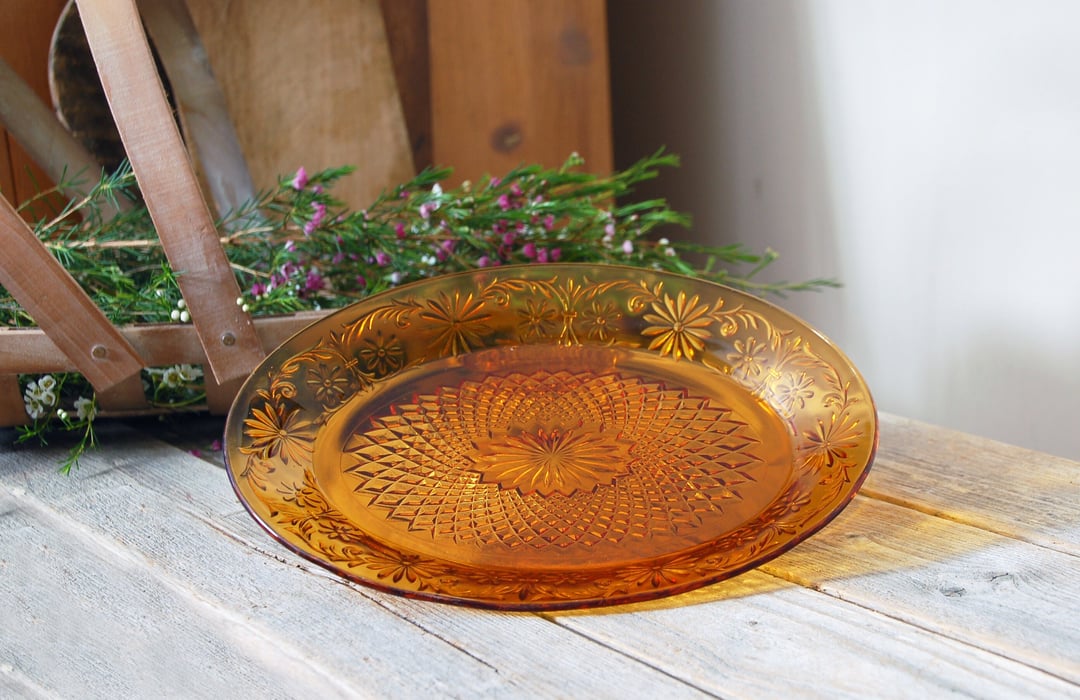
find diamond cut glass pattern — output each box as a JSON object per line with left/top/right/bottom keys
{"left": 226, "top": 264, "right": 877, "bottom": 609}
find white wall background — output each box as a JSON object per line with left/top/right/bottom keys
{"left": 610, "top": 0, "right": 1080, "bottom": 459}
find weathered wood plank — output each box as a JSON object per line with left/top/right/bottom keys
{"left": 545, "top": 572, "right": 1076, "bottom": 699}
{"left": 761, "top": 495, "right": 1080, "bottom": 683}
{"left": 871, "top": 413, "right": 1080, "bottom": 555}
{"left": 184, "top": 0, "right": 416, "bottom": 210}
{"left": 30, "top": 429, "right": 1080, "bottom": 698}
{"left": 0, "top": 435, "right": 709, "bottom": 698}
{"left": 5, "top": 417, "right": 1079, "bottom": 697}
{"left": 0, "top": 490, "right": 354, "bottom": 698}
{"left": 0, "top": 0, "right": 68, "bottom": 214}
{"left": 428, "top": 0, "right": 613, "bottom": 183}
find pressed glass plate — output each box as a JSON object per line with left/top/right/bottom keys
{"left": 224, "top": 264, "right": 877, "bottom": 610}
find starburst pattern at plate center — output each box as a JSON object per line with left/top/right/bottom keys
{"left": 340, "top": 368, "right": 769, "bottom": 550}
{"left": 474, "top": 427, "right": 631, "bottom": 497}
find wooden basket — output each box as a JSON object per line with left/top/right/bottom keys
{"left": 0, "top": 0, "right": 335, "bottom": 425}
{"left": 0, "top": 0, "right": 614, "bottom": 428}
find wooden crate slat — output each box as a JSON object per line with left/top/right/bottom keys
{"left": 0, "top": 196, "right": 146, "bottom": 397}
{"left": 429, "top": 0, "right": 613, "bottom": 184}
{"left": 0, "top": 374, "right": 27, "bottom": 425}
{"left": 0, "top": 312, "right": 326, "bottom": 376}
{"left": 75, "top": 0, "right": 264, "bottom": 386}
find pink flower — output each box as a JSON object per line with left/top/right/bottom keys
{"left": 543, "top": 214, "right": 555, "bottom": 231}
{"left": 395, "top": 222, "right": 407, "bottom": 240}
{"left": 291, "top": 166, "right": 308, "bottom": 190}
{"left": 477, "top": 255, "right": 491, "bottom": 267}
{"left": 304, "top": 270, "right": 325, "bottom": 293}
{"left": 536, "top": 248, "right": 549, "bottom": 263}
{"left": 497, "top": 194, "right": 512, "bottom": 211}
{"left": 522, "top": 242, "right": 537, "bottom": 259}
{"left": 550, "top": 247, "right": 562, "bottom": 261}
{"left": 622, "top": 239, "right": 634, "bottom": 255}
{"left": 420, "top": 202, "right": 437, "bottom": 219}
{"left": 303, "top": 202, "right": 326, "bottom": 236}
{"left": 210, "top": 439, "right": 222, "bottom": 452}
{"left": 374, "top": 251, "right": 391, "bottom": 266}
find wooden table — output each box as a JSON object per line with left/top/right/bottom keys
{"left": 1, "top": 413, "right": 1076, "bottom": 697}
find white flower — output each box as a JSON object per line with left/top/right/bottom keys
{"left": 176, "top": 364, "right": 203, "bottom": 383}
{"left": 25, "top": 399, "right": 47, "bottom": 420}
{"left": 179, "top": 310, "right": 191, "bottom": 323}
{"left": 432, "top": 183, "right": 443, "bottom": 198}
{"left": 160, "top": 366, "right": 185, "bottom": 388}
{"left": 37, "top": 375, "right": 57, "bottom": 392}
{"left": 56, "top": 408, "right": 68, "bottom": 421}
{"left": 74, "top": 396, "right": 97, "bottom": 421}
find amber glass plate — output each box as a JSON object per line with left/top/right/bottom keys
{"left": 225, "top": 264, "right": 877, "bottom": 610}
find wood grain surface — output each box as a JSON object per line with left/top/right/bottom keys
{"left": 183, "top": 0, "right": 416, "bottom": 211}
{"left": 1, "top": 412, "right": 1077, "bottom": 697}
{"left": 0, "top": 0, "right": 69, "bottom": 217}
{"left": 429, "top": 0, "right": 613, "bottom": 183}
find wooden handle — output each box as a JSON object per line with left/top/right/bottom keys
{"left": 75, "top": 0, "right": 263, "bottom": 385}
{"left": 0, "top": 196, "right": 145, "bottom": 408}
{"left": 0, "top": 56, "right": 126, "bottom": 219}
{"left": 136, "top": 0, "right": 259, "bottom": 222}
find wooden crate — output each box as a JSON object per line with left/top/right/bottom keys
{"left": 0, "top": 0, "right": 613, "bottom": 427}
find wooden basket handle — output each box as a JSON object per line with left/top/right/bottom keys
{"left": 0, "top": 197, "right": 146, "bottom": 408}
{"left": 75, "top": 0, "right": 263, "bottom": 385}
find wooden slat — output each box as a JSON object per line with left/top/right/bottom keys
{"left": 0, "top": 196, "right": 145, "bottom": 405}
{"left": 74, "top": 0, "right": 263, "bottom": 385}
{"left": 429, "top": 0, "right": 613, "bottom": 183}
{"left": 763, "top": 496, "right": 1080, "bottom": 682}
{"left": 0, "top": 374, "right": 26, "bottom": 425}
{"left": 136, "top": 0, "right": 257, "bottom": 221}
{"left": 0, "top": 311, "right": 326, "bottom": 376}
{"left": 184, "top": 0, "right": 416, "bottom": 210}
{"left": 0, "top": 128, "right": 14, "bottom": 200}
{"left": 0, "top": 0, "right": 68, "bottom": 216}
{"left": 869, "top": 413, "right": 1080, "bottom": 555}
{"left": 378, "top": 0, "right": 432, "bottom": 170}
{"left": 0, "top": 57, "right": 120, "bottom": 217}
